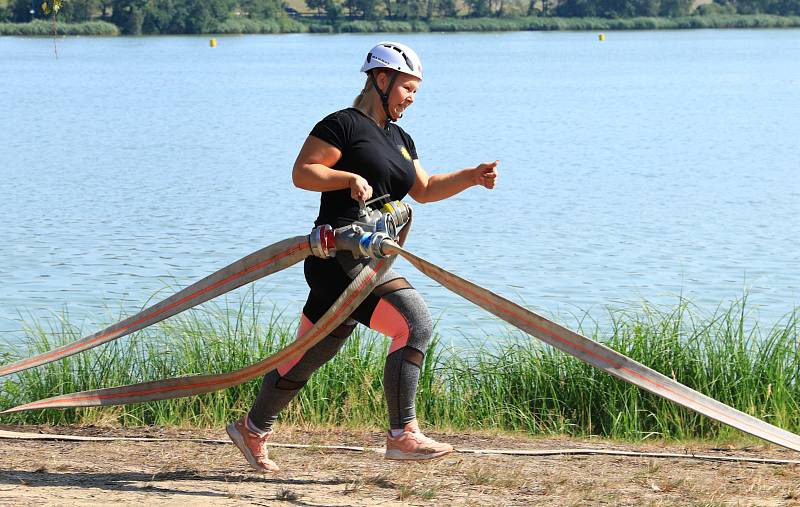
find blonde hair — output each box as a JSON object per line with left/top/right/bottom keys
{"left": 352, "top": 75, "right": 374, "bottom": 111}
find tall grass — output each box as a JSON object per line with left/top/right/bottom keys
{"left": 213, "top": 17, "right": 307, "bottom": 34}
{"left": 337, "top": 19, "right": 430, "bottom": 32}
{"left": 1, "top": 294, "right": 797, "bottom": 443}
{"left": 312, "top": 15, "right": 800, "bottom": 33}
{"left": 424, "top": 300, "right": 800, "bottom": 441}
{"left": 0, "top": 20, "right": 119, "bottom": 36}
{"left": 427, "top": 14, "right": 800, "bottom": 31}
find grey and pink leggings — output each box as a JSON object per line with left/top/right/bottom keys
{"left": 248, "top": 252, "right": 432, "bottom": 431}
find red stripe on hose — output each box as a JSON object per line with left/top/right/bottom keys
{"left": 414, "top": 259, "right": 794, "bottom": 447}
{"left": 20, "top": 259, "right": 385, "bottom": 409}
{"left": 1, "top": 242, "right": 308, "bottom": 374}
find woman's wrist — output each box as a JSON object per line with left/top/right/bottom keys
{"left": 469, "top": 166, "right": 482, "bottom": 186}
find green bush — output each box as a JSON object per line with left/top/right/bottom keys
{"left": 696, "top": 2, "right": 738, "bottom": 15}
{"left": 307, "top": 22, "right": 335, "bottom": 33}
{"left": 336, "top": 19, "right": 421, "bottom": 32}
{"left": 337, "top": 20, "right": 377, "bottom": 32}
{"left": 278, "top": 17, "right": 308, "bottom": 32}
{"left": 214, "top": 18, "right": 282, "bottom": 34}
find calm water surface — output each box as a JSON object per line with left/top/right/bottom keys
{"left": 1, "top": 31, "right": 799, "bottom": 346}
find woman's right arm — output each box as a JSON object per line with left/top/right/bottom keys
{"left": 292, "top": 136, "right": 373, "bottom": 201}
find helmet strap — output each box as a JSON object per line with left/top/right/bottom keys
{"left": 368, "top": 70, "right": 399, "bottom": 129}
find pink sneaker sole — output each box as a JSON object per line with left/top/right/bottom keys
{"left": 385, "top": 448, "right": 454, "bottom": 461}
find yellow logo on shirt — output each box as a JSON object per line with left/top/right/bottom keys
{"left": 398, "top": 146, "right": 412, "bottom": 161}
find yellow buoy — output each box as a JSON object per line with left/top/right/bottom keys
{"left": 598, "top": 33, "right": 605, "bottom": 41}
{"left": 210, "top": 38, "right": 217, "bottom": 48}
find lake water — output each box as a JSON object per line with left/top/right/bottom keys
{"left": 1, "top": 30, "right": 799, "bottom": 346}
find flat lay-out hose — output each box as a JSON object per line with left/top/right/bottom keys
{"left": 0, "top": 218, "right": 412, "bottom": 412}
{"left": 2, "top": 206, "right": 800, "bottom": 455}
{"left": 1, "top": 256, "right": 394, "bottom": 411}
{"left": 382, "top": 241, "right": 800, "bottom": 453}
{"left": 0, "top": 236, "right": 311, "bottom": 378}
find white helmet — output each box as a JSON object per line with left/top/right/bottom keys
{"left": 360, "top": 41, "right": 423, "bottom": 80}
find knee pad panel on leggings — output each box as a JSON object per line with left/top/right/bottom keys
{"left": 399, "top": 346, "right": 424, "bottom": 368}
{"left": 274, "top": 376, "right": 307, "bottom": 391}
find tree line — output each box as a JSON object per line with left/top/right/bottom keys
{"left": 3, "top": 0, "right": 799, "bottom": 33}
{"left": 4, "top": 0, "right": 285, "bottom": 33}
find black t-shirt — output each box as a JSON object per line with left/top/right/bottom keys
{"left": 309, "top": 108, "right": 418, "bottom": 228}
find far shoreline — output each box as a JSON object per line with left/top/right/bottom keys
{"left": 3, "top": 14, "right": 800, "bottom": 36}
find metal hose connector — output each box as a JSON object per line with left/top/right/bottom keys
{"left": 309, "top": 224, "right": 335, "bottom": 258}
{"left": 359, "top": 231, "right": 392, "bottom": 258}
{"left": 381, "top": 201, "right": 411, "bottom": 230}
{"left": 309, "top": 201, "right": 412, "bottom": 259}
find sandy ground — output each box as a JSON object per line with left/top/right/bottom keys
{"left": 1, "top": 424, "right": 799, "bottom": 506}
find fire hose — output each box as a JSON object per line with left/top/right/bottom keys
{"left": 2, "top": 199, "right": 799, "bottom": 453}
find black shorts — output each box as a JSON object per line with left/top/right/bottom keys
{"left": 302, "top": 252, "right": 405, "bottom": 325}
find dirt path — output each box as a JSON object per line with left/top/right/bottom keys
{"left": 1, "top": 424, "right": 799, "bottom": 506}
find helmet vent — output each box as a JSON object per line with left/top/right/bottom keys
{"left": 384, "top": 44, "right": 415, "bottom": 71}
{"left": 401, "top": 53, "right": 414, "bottom": 71}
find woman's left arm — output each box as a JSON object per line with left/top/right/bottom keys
{"left": 408, "top": 160, "right": 499, "bottom": 203}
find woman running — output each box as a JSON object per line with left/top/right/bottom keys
{"left": 227, "top": 41, "right": 499, "bottom": 472}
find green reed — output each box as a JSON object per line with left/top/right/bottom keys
{"left": 1, "top": 294, "right": 797, "bottom": 443}
{"left": 422, "top": 300, "right": 799, "bottom": 442}
{"left": 0, "top": 20, "right": 119, "bottom": 36}
{"left": 213, "top": 17, "right": 307, "bottom": 34}
{"left": 317, "top": 15, "right": 800, "bottom": 33}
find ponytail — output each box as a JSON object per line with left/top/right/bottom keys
{"left": 352, "top": 76, "right": 373, "bottom": 110}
